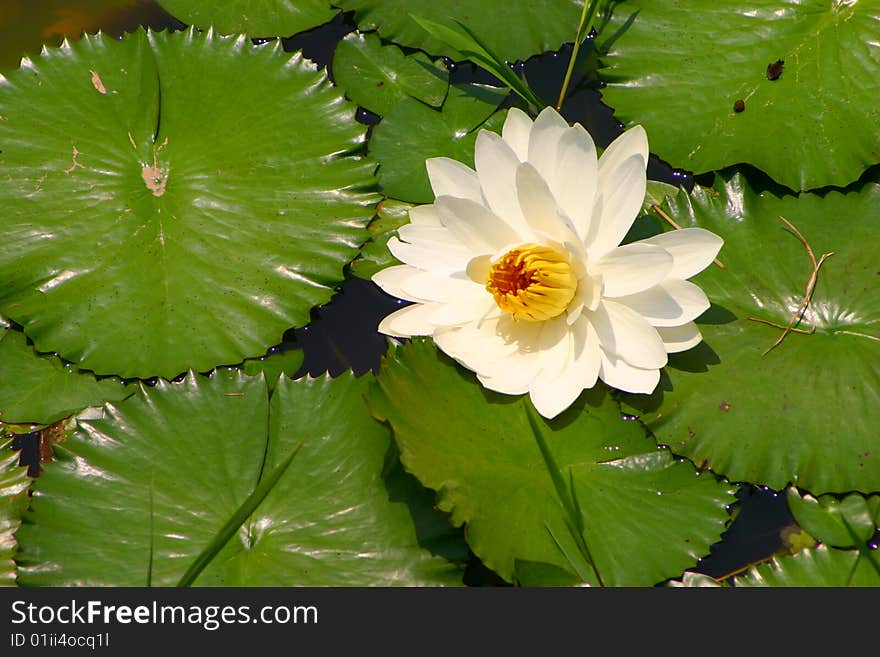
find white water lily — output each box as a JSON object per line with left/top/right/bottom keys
{"left": 373, "top": 106, "right": 723, "bottom": 419}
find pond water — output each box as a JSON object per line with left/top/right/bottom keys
{"left": 1, "top": 0, "right": 795, "bottom": 585}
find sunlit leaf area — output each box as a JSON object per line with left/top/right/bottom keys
{"left": 1, "top": 0, "right": 877, "bottom": 587}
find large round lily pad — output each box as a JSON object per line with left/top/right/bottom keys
{"left": 621, "top": 174, "right": 880, "bottom": 494}
{"left": 335, "top": 0, "right": 584, "bottom": 63}
{"left": 0, "top": 28, "right": 376, "bottom": 378}
{"left": 599, "top": 0, "right": 880, "bottom": 190}
{"left": 15, "top": 370, "right": 464, "bottom": 586}
{"left": 369, "top": 340, "right": 735, "bottom": 586}
{"left": 158, "top": 0, "right": 338, "bottom": 37}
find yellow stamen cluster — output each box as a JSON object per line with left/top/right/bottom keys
{"left": 486, "top": 244, "right": 577, "bottom": 321}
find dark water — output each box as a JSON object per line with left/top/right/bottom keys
{"left": 2, "top": 1, "right": 794, "bottom": 585}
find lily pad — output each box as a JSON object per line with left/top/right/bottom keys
{"left": 0, "top": 28, "right": 377, "bottom": 379}
{"left": 0, "top": 437, "right": 30, "bottom": 586}
{"left": 786, "top": 489, "right": 879, "bottom": 549}
{"left": 334, "top": 0, "right": 584, "bottom": 63}
{"left": 332, "top": 31, "right": 449, "bottom": 116}
{"left": 735, "top": 544, "right": 880, "bottom": 587}
{"left": 348, "top": 199, "right": 411, "bottom": 280}
{"left": 369, "top": 339, "right": 735, "bottom": 586}
{"left": 370, "top": 82, "right": 507, "bottom": 203}
{"left": 158, "top": 0, "right": 337, "bottom": 37}
{"left": 621, "top": 174, "right": 880, "bottom": 494}
{"left": 0, "top": 329, "right": 131, "bottom": 425}
{"left": 240, "top": 343, "right": 304, "bottom": 391}
{"left": 15, "top": 370, "right": 464, "bottom": 586}
{"left": 598, "top": 0, "right": 880, "bottom": 190}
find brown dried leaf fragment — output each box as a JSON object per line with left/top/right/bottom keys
{"left": 766, "top": 59, "right": 784, "bottom": 81}
{"left": 90, "top": 69, "right": 107, "bottom": 94}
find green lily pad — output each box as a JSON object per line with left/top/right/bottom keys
{"left": 734, "top": 544, "right": 880, "bottom": 587}
{"left": 622, "top": 174, "right": 880, "bottom": 494}
{"left": 0, "top": 437, "right": 31, "bottom": 586}
{"left": 787, "top": 489, "right": 879, "bottom": 549}
{"left": 0, "top": 28, "right": 377, "bottom": 379}
{"left": 332, "top": 31, "right": 449, "bottom": 116}
{"left": 16, "top": 370, "right": 464, "bottom": 586}
{"left": 348, "top": 199, "right": 411, "bottom": 280}
{"left": 598, "top": 0, "right": 880, "bottom": 191}
{"left": 240, "top": 343, "right": 304, "bottom": 390}
{"left": 369, "top": 340, "right": 735, "bottom": 586}
{"left": 370, "top": 82, "right": 507, "bottom": 203}
{"left": 157, "top": 0, "right": 338, "bottom": 36}
{"left": 0, "top": 329, "right": 131, "bottom": 426}
{"left": 334, "top": 0, "right": 584, "bottom": 63}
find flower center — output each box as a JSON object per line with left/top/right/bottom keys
{"left": 485, "top": 244, "right": 577, "bottom": 321}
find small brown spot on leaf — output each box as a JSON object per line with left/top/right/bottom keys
{"left": 766, "top": 59, "right": 784, "bottom": 81}
{"left": 90, "top": 69, "right": 107, "bottom": 94}
{"left": 142, "top": 139, "right": 170, "bottom": 197}
{"left": 687, "top": 427, "right": 696, "bottom": 439}
{"left": 733, "top": 99, "right": 745, "bottom": 112}
{"left": 719, "top": 400, "right": 731, "bottom": 412}
{"left": 142, "top": 163, "right": 168, "bottom": 196}
{"left": 63, "top": 146, "right": 84, "bottom": 174}
{"left": 39, "top": 421, "right": 68, "bottom": 465}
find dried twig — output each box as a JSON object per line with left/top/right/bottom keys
{"left": 650, "top": 204, "right": 726, "bottom": 269}
{"left": 761, "top": 215, "right": 833, "bottom": 355}
{"left": 746, "top": 316, "right": 814, "bottom": 334}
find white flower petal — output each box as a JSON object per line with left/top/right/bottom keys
{"left": 614, "top": 279, "right": 710, "bottom": 327}
{"left": 657, "top": 322, "right": 703, "bottom": 353}
{"left": 426, "top": 157, "right": 482, "bottom": 202}
{"left": 466, "top": 255, "right": 491, "bottom": 284}
{"left": 372, "top": 264, "right": 423, "bottom": 302}
{"left": 400, "top": 270, "right": 485, "bottom": 303}
{"left": 536, "top": 317, "right": 570, "bottom": 379}
{"left": 477, "top": 369, "right": 534, "bottom": 395}
{"left": 528, "top": 316, "right": 600, "bottom": 418}
{"left": 396, "top": 224, "right": 464, "bottom": 250}
{"left": 530, "top": 369, "right": 582, "bottom": 419}
{"left": 476, "top": 350, "right": 544, "bottom": 395}
{"left": 589, "top": 299, "right": 667, "bottom": 369}
{"left": 553, "top": 124, "right": 598, "bottom": 241}
{"left": 435, "top": 317, "right": 516, "bottom": 366}
{"left": 594, "top": 243, "right": 673, "bottom": 297}
{"left": 640, "top": 228, "right": 724, "bottom": 280}
{"left": 435, "top": 195, "right": 520, "bottom": 255}
{"left": 597, "top": 125, "right": 649, "bottom": 178}
{"left": 598, "top": 350, "right": 660, "bottom": 394}
{"left": 387, "top": 236, "right": 470, "bottom": 274}
{"left": 515, "top": 162, "right": 579, "bottom": 245}
{"left": 377, "top": 303, "right": 439, "bottom": 337}
{"left": 407, "top": 204, "right": 443, "bottom": 227}
{"left": 501, "top": 107, "right": 532, "bottom": 161}
{"left": 587, "top": 153, "right": 648, "bottom": 259}
{"left": 454, "top": 316, "right": 545, "bottom": 394}
{"left": 430, "top": 296, "right": 495, "bottom": 327}
{"left": 570, "top": 274, "right": 602, "bottom": 319}
{"left": 575, "top": 316, "right": 602, "bottom": 389}
{"left": 527, "top": 106, "right": 569, "bottom": 180}
{"left": 474, "top": 130, "right": 530, "bottom": 235}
